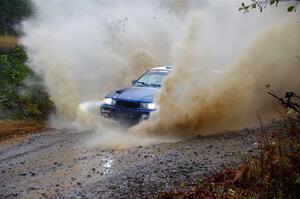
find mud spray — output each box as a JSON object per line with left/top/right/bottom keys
{"left": 21, "top": 1, "right": 299, "bottom": 148}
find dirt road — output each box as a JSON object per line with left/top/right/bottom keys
{"left": 0, "top": 127, "right": 261, "bottom": 198}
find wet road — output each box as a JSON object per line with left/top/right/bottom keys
{"left": 0, "top": 128, "right": 260, "bottom": 198}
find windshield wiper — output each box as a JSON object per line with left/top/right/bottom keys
{"left": 150, "top": 84, "right": 161, "bottom": 87}
{"left": 136, "top": 80, "right": 150, "bottom": 87}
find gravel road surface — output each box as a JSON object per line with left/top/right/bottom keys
{"left": 0, "top": 127, "right": 261, "bottom": 198}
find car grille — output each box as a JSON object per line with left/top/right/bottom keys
{"left": 115, "top": 100, "right": 140, "bottom": 109}
{"left": 114, "top": 110, "right": 140, "bottom": 121}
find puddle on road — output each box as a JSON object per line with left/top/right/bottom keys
{"left": 103, "top": 157, "right": 114, "bottom": 174}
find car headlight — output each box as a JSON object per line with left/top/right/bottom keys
{"left": 141, "top": 102, "right": 156, "bottom": 110}
{"left": 103, "top": 97, "right": 116, "bottom": 105}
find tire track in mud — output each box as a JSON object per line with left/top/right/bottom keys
{"left": 0, "top": 130, "right": 86, "bottom": 161}
{"left": 0, "top": 129, "right": 94, "bottom": 199}
{"left": 0, "top": 141, "right": 65, "bottom": 163}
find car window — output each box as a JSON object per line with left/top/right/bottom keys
{"left": 135, "top": 70, "right": 169, "bottom": 87}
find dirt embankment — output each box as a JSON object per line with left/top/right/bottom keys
{"left": 0, "top": 121, "right": 46, "bottom": 143}
{"left": 0, "top": 36, "right": 17, "bottom": 49}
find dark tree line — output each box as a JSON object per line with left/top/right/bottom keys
{"left": 0, "top": 0, "right": 33, "bottom": 35}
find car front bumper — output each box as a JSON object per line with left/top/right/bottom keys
{"left": 100, "top": 104, "right": 153, "bottom": 124}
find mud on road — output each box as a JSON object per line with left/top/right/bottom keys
{"left": 0, "top": 125, "right": 263, "bottom": 199}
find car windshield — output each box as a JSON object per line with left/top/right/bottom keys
{"left": 134, "top": 70, "right": 170, "bottom": 87}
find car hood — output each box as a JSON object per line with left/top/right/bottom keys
{"left": 107, "top": 86, "right": 160, "bottom": 103}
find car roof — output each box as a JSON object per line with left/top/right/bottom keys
{"left": 149, "top": 66, "right": 223, "bottom": 74}
{"left": 150, "top": 66, "right": 172, "bottom": 71}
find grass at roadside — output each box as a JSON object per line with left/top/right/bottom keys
{"left": 0, "top": 121, "right": 46, "bottom": 142}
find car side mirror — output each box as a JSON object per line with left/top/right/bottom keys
{"left": 132, "top": 79, "right": 136, "bottom": 85}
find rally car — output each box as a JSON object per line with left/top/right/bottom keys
{"left": 100, "top": 66, "right": 172, "bottom": 124}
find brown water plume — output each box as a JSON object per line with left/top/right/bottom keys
{"left": 134, "top": 16, "right": 300, "bottom": 137}
{"left": 20, "top": 0, "right": 299, "bottom": 147}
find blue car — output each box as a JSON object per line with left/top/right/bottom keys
{"left": 100, "top": 66, "right": 172, "bottom": 124}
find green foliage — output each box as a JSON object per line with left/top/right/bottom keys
{"left": 0, "top": 0, "right": 33, "bottom": 35}
{"left": 287, "top": 5, "right": 296, "bottom": 12}
{"left": 0, "top": 46, "right": 54, "bottom": 121}
{"left": 180, "top": 181, "right": 189, "bottom": 189}
{"left": 239, "top": 0, "right": 298, "bottom": 13}
{"left": 295, "top": 175, "right": 300, "bottom": 185}
{"left": 238, "top": 151, "right": 252, "bottom": 162}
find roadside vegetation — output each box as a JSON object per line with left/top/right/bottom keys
{"left": 0, "top": 46, "right": 54, "bottom": 122}
{"left": 0, "top": 0, "right": 54, "bottom": 123}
